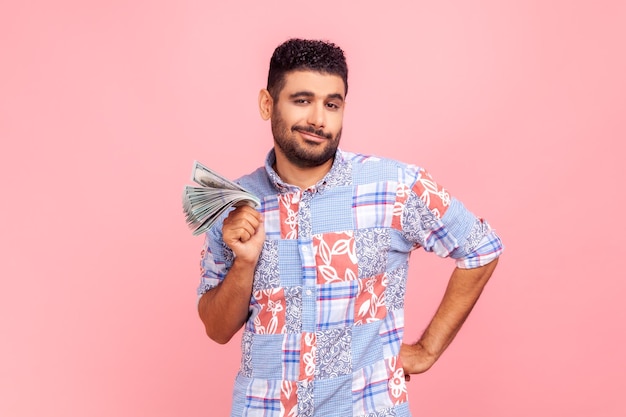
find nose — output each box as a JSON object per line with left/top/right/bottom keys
{"left": 307, "top": 102, "right": 326, "bottom": 128}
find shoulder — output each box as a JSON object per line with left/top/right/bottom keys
{"left": 340, "top": 149, "right": 424, "bottom": 183}
{"left": 235, "top": 166, "right": 270, "bottom": 196}
{"left": 340, "top": 149, "right": 419, "bottom": 168}
{"left": 236, "top": 166, "right": 266, "bottom": 183}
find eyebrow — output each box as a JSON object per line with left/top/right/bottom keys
{"left": 288, "top": 91, "right": 345, "bottom": 102}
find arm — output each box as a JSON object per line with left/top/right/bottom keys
{"left": 198, "top": 205, "right": 265, "bottom": 344}
{"left": 401, "top": 257, "right": 499, "bottom": 377}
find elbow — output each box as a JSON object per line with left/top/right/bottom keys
{"left": 206, "top": 329, "right": 233, "bottom": 345}
{"left": 197, "top": 291, "right": 246, "bottom": 345}
{"left": 486, "top": 256, "right": 499, "bottom": 273}
{"left": 203, "top": 322, "right": 238, "bottom": 345}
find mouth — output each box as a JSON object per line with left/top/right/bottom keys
{"left": 300, "top": 131, "right": 327, "bottom": 143}
{"left": 293, "top": 127, "right": 331, "bottom": 143}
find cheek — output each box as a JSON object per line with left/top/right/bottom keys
{"left": 329, "top": 114, "right": 344, "bottom": 134}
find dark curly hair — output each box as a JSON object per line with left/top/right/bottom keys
{"left": 267, "top": 38, "right": 348, "bottom": 101}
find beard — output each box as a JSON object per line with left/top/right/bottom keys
{"left": 271, "top": 108, "right": 341, "bottom": 169}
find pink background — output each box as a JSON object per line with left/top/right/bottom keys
{"left": 1, "top": 1, "right": 625, "bottom": 416}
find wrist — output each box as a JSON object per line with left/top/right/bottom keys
{"left": 414, "top": 340, "right": 441, "bottom": 362}
{"left": 231, "top": 255, "right": 259, "bottom": 274}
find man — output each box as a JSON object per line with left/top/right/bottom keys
{"left": 197, "top": 38, "right": 503, "bottom": 416}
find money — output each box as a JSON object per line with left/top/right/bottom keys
{"left": 182, "top": 161, "right": 260, "bottom": 235}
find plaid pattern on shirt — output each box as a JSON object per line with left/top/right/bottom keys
{"left": 199, "top": 149, "right": 503, "bottom": 417}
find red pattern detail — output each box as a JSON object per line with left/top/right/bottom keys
{"left": 279, "top": 192, "right": 300, "bottom": 239}
{"left": 386, "top": 356, "right": 408, "bottom": 404}
{"left": 299, "top": 332, "right": 316, "bottom": 381}
{"left": 412, "top": 168, "right": 451, "bottom": 219}
{"left": 392, "top": 184, "right": 411, "bottom": 230}
{"left": 354, "top": 274, "right": 388, "bottom": 325}
{"left": 280, "top": 380, "right": 298, "bottom": 417}
{"left": 313, "top": 231, "right": 358, "bottom": 284}
{"left": 252, "top": 288, "right": 286, "bottom": 334}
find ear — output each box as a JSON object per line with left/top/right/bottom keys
{"left": 258, "top": 89, "right": 273, "bottom": 120}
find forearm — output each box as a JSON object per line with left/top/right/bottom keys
{"left": 402, "top": 258, "right": 499, "bottom": 374}
{"left": 198, "top": 258, "right": 256, "bottom": 344}
{"left": 421, "top": 259, "right": 498, "bottom": 355}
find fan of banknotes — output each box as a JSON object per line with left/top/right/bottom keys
{"left": 182, "top": 161, "right": 260, "bottom": 236}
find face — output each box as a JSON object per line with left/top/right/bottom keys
{"left": 269, "top": 71, "right": 345, "bottom": 169}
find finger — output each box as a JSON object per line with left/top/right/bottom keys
{"left": 238, "top": 228, "right": 252, "bottom": 243}
{"left": 231, "top": 205, "right": 262, "bottom": 221}
{"left": 225, "top": 224, "right": 254, "bottom": 243}
{"left": 225, "top": 210, "right": 258, "bottom": 229}
{"left": 225, "top": 211, "right": 261, "bottom": 230}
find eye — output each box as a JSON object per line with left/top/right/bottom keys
{"left": 326, "top": 102, "right": 341, "bottom": 110}
{"left": 294, "top": 99, "right": 310, "bottom": 105}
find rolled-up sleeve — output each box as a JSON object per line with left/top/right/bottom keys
{"left": 440, "top": 199, "right": 503, "bottom": 268}
{"left": 454, "top": 226, "right": 503, "bottom": 268}
{"left": 401, "top": 167, "right": 503, "bottom": 268}
{"left": 197, "top": 223, "right": 233, "bottom": 301}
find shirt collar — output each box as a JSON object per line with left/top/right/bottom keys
{"left": 264, "top": 148, "right": 347, "bottom": 194}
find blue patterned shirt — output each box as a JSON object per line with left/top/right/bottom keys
{"left": 198, "top": 149, "right": 503, "bottom": 417}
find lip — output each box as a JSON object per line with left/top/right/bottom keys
{"left": 297, "top": 129, "right": 327, "bottom": 143}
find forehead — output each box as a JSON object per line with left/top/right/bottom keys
{"left": 280, "top": 70, "right": 346, "bottom": 98}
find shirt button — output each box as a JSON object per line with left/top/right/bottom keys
{"left": 305, "top": 289, "right": 313, "bottom": 296}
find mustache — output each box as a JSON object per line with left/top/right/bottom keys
{"left": 292, "top": 125, "right": 333, "bottom": 140}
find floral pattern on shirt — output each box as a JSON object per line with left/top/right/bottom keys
{"left": 316, "top": 327, "right": 352, "bottom": 378}
{"left": 355, "top": 274, "right": 388, "bottom": 325}
{"left": 384, "top": 265, "right": 408, "bottom": 311}
{"left": 313, "top": 231, "right": 358, "bottom": 284}
{"left": 284, "top": 286, "right": 302, "bottom": 333}
{"left": 386, "top": 356, "right": 408, "bottom": 405}
{"left": 280, "top": 380, "right": 298, "bottom": 417}
{"left": 392, "top": 183, "right": 411, "bottom": 231}
{"left": 299, "top": 332, "right": 316, "bottom": 381}
{"left": 297, "top": 380, "right": 314, "bottom": 417}
{"left": 253, "top": 240, "right": 280, "bottom": 291}
{"left": 279, "top": 192, "right": 300, "bottom": 239}
{"left": 412, "top": 168, "right": 451, "bottom": 219}
{"left": 240, "top": 331, "right": 253, "bottom": 377}
{"left": 364, "top": 407, "right": 397, "bottom": 417}
{"left": 401, "top": 191, "right": 459, "bottom": 258}
{"left": 463, "top": 217, "right": 491, "bottom": 253}
{"left": 253, "top": 288, "right": 286, "bottom": 335}
{"left": 355, "top": 228, "right": 391, "bottom": 278}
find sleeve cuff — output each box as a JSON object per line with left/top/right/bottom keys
{"left": 455, "top": 230, "right": 504, "bottom": 269}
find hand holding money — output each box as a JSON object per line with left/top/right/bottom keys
{"left": 182, "top": 161, "right": 260, "bottom": 236}
{"left": 222, "top": 206, "right": 265, "bottom": 264}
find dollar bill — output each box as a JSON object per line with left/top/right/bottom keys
{"left": 182, "top": 161, "right": 260, "bottom": 235}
